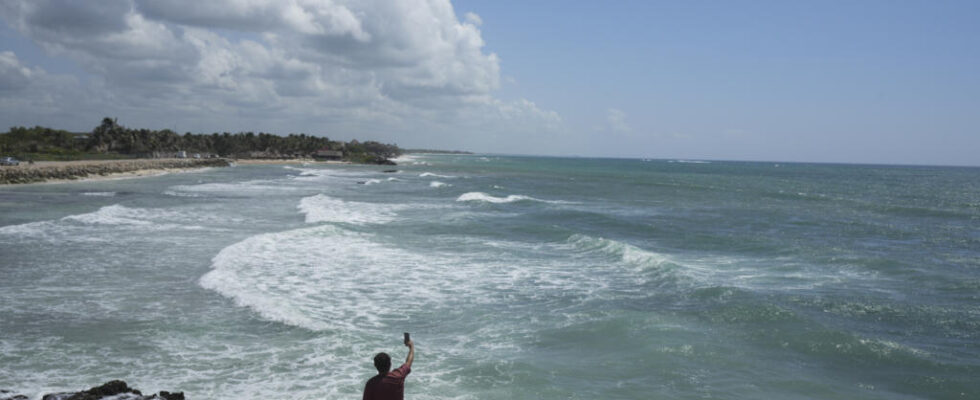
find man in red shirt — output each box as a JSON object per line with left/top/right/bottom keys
{"left": 363, "top": 338, "right": 415, "bottom": 400}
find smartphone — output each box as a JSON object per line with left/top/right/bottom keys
{"left": 404, "top": 332, "right": 410, "bottom": 344}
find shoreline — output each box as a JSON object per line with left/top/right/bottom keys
{"left": 0, "top": 158, "right": 231, "bottom": 185}
{"left": 232, "top": 158, "right": 349, "bottom": 165}
{"left": 34, "top": 166, "right": 215, "bottom": 185}
{"left": 0, "top": 158, "right": 353, "bottom": 185}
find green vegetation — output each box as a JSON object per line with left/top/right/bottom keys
{"left": 1, "top": 118, "right": 401, "bottom": 164}
{"left": 0, "top": 126, "right": 99, "bottom": 161}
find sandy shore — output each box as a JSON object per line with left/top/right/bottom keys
{"left": 35, "top": 166, "right": 215, "bottom": 185}
{"left": 0, "top": 158, "right": 231, "bottom": 185}
{"left": 232, "top": 158, "right": 349, "bottom": 165}
{"left": 0, "top": 158, "right": 354, "bottom": 185}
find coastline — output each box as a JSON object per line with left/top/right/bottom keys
{"left": 0, "top": 158, "right": 355, "bottom": 185}
{"left": 232, "top": 158, "right": 349, "bottom": 165}
{"left": 0, "top": 158, "right": 232, "bottom": 185}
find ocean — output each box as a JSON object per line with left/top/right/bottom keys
{"left": 1, "top": 155, "right": 978, "bottom": 399}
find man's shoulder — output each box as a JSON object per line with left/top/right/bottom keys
{"left": 385, "top": 364, "right": 411, "bottom": 381}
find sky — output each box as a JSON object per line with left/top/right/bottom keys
{"left": 1, "top": 0, "right": 978, "bottom": 166}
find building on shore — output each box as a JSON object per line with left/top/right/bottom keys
{"left": 313, "top": 148, "right": 343, "bottom": 161}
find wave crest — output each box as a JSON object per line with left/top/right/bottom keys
{"left": 456, "top": 192, "right": 563, "bottom": 204}
{"left": 420, "top": 172, "right": 455, "bottom": 178}
{"left": 198, "top": 224, "right": 450, "bottom": 332}
{"left": 0, "top": 204, "right": 211, "bottom": 241}
{"left": 298, "top": 194, "right": 398, "bottom": 224}
{"left": 566, "top": 234, "right": 672, "bottom": 269}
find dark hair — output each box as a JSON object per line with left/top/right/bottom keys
{"left": 374, "top": 352, "right": 391, "bottom": 374}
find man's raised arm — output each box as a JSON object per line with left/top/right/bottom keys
{"left": 404, "top": 339, "right": 415, "bottom": 369}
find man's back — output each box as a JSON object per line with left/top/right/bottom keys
{"left": 362, "top": 363, "right": 411, "bottom": 400}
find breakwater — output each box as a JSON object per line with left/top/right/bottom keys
{"left": 0, "top": 158, "right": 231, "bottom": 184}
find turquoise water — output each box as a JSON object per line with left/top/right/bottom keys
{"left": 1, "top": 155, "right": 978, "bottom": 399}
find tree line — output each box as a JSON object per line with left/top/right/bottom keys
{"left": 1, "top": 118, "right": 401, "bottom": 163}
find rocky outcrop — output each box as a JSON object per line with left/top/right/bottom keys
{"left": 2, "top": 380, "right": 183, "bottom": 400}
{"left": 0, "top": 389, "right": 29, "bottom": 400}
{"left": 0, "top": 158, "right": 231, "bottom": 184}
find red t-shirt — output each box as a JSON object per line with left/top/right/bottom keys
{"left": 363, "top": 363, "right": 411, "bottom": 400}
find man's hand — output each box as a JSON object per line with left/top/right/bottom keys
{"left": 404, "top": 339, "right": 415, "bottom": 368}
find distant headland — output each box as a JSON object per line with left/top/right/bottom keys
{"left": 0, "top": 118, "right": 423, "bottom": 184}
{"left": 0, "top": 117, "right": 402, "bottom": 165}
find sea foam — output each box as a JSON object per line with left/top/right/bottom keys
{"left": 0, "top": 204, "right": 213, "bottom": 242}
{"left": 456, "top": 192, "right": 563, "bottom": 204}
{"left": 167, "top": 180, "right": 297, "bottom": 196}
{"left": 297, "top": 194, "right": 399, "bottom": 224}
{"left": 566, "top": 234, "right": 673, "bottom": 269}
{"left": 420, "top": 172, "right": 455, "bottom": 178}
{"left": 198, "top": 224, "right": 456, "bottom": 332}
{"left": 196, "top": 225, "right": 634, "bottom": 338}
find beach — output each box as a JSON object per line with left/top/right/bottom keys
{"left": 232, "top": 158, "right": 350, "bottom": 165}
{"left": 0, "top": 158, "right": 356, "bottom": 185}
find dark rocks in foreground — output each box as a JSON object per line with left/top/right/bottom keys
{"left": 1, "top": 381, "right": 183, "bottom": 400}
{"left": 0, "top": 389, "right": 29, "bottom": 400}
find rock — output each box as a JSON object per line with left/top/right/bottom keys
{"left": 0, "top": 158, "right": 232, "bottom": 184}
{"left": 153, "top": 392, "right": 184, "bottom": 400}
{"left": 37, "top": 381, "right": 183, "bottom": 400}
{"left": 0, "top": 389, "right": 29, "bottom": 400}
{"left": 66, "top": 380, "right": 138, "bottom": 400}
{"left": 382, "top": 169, "right": 398, "bottom": 173}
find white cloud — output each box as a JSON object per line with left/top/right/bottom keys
{"left": 0, "top": 0, "right": 562, "bottom": 151}
{"left": 464, "top": 12, "right": 483, "bottom": 26}
{"left": 606, "top": 108, "right": 631, "bottom": 133}
{"left": 0, "top": 51, "right": 35, "bottom": 91}
{"left": 0, "top": 51, "right": 107, "bottom": 126}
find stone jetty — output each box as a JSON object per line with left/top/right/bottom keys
{"left": 0, "top": 158, "right": 231, "bottom": 184}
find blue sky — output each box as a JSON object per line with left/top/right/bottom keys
{"left": 1, "top": 1, "right": 978, "bottom": 165}
{"left": 456, "top": 0, "right": 980, "bottom": 165}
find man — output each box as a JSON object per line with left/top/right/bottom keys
{"left": 363, "top": 338, "right": 414, "bottom": 400}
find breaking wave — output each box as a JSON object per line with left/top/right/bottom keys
{"left": 198, "top": 224, "right": 455, "bottom": 332}
{"left": 0, "top": 204, "right": 210, "bottom": 241}
{"left": 297, "top": 194, "right": 399, "bottom": 224}
{"left": 565, "top": 234, "right": 674, "bottom": 270}
{"left": 167, "top": 180, "right": 297, "bottom": 196}
{"left": 420, "top": 172, "right": 455, "bottom": 178}
{"left": 456, "top": 192, "right": 564, "bottom": 204}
